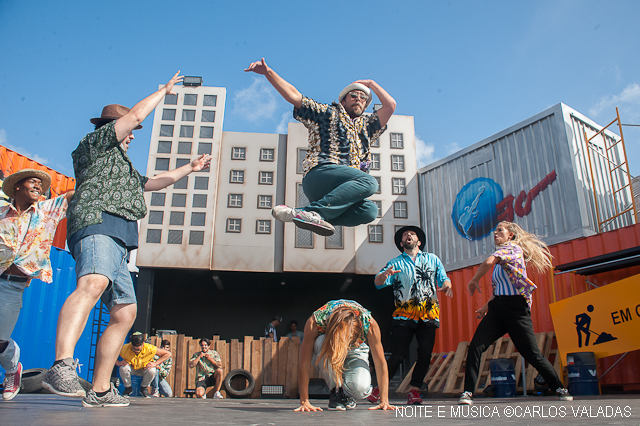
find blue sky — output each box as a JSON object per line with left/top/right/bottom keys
{"left": 1, "top": 0, "right": 639, "bottom": 177}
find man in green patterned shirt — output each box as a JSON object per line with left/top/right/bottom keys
{"left": 43, "top": 71, "right": 212, "bottom": 408}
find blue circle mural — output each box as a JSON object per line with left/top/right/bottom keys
{"left": 451, "top": 177, "right": 504, "bottom": 241}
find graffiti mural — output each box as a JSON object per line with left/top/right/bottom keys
{"left": 452, "top": 171, "right": 557, "bottom": 241}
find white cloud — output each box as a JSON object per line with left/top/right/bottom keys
{"left": 415, "top": 135, "right": 436, "bottom": 168}
{"left": 0, "top": 129, "right": 50, "bottom": 165}
{"left": 589, "top": 83, "right": 640, "bottom": 122}
{"left": 232, "top": 78, "right": 278, "bottom": 122}
{"left": 275, "top": 111, "right": 295, "bottom": 134}
{"left": 447, "top": 142, "right": 461, "bottom": 156}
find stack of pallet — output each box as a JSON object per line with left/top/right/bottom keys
{"left": 396, "top": 331, "right": 562, "bottom": 396}
{"left": 148, "top": 335, "right": 303, "bottom": 398}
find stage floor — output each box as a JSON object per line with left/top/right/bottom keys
{"left": 2, "top": 393, "right": 639, "bottom": 425}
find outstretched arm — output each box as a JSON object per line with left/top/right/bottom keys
{"left": 144, "top": 154, "right": 212, "bottom": 192}
{"left": 468, "top": 255, "right": 499, "bottom": 296}
{"left": 294, "top": 316, "right": 322, "bottom": 412}
{"left": 114, "top": 71, "right": 184, "bottom": 141}
{"left": 374, "top": 266, "right": 400, "bottom": 288}
{"left": 352, "top": 79, "right": 396, "bottom": 127}
{"left": 367, "top": 319, "right": 396, "bottom": 411}
{"left": 245, "top": 58, "right": 303, "bottom": 110}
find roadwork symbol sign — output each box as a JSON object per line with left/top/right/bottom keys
{"left": 550, "top": 273, "right": 640, "bottom": 361}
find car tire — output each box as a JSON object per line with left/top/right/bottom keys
{"left": 223, "top": 369, "right": 255, "bottom": 398}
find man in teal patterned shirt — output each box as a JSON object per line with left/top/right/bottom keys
{"left": 43, "top": 71, "right": 212, "bottom": 408}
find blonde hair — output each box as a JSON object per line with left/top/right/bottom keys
{"left": 316, "top": 307, "right": 363, "bottom": 387}
{"left": 498, "top": 221, "right": 553, "bottom": 274}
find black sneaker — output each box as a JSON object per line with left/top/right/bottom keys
{"left": 140, "top": 387, "right": 151, "bottom": 398}
{"left": 122, "top": 386, "right": 133, "bottom": 397}
{"left": 339, "top": 388, "right": 357, "bottom": 410}
{"left": 328, "top": 388, "right": 346, "bottom": 411}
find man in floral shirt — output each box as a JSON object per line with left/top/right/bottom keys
{"left": 0, "top": 169, "right": 73, "bottom": 401}
{"left": 372, "top": 226, "right": 453, "bottom": 405}
{"left": 245, "top": 58, "right": 396, "bottom": 236}
{"left": 42, "top": 71, "right": 212, "bottom": 408}
{"left": 189, "top": 338, "right": 224, "bottom": 399}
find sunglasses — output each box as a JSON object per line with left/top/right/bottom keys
{"left": 349, "top": 92, "right": 368, "bottom": 102}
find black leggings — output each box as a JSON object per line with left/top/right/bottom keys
{"left": 463, "top": 296, "right": 563, "bottom": 393}
{"left": 386, "top": 321, "right": 437, "bottom": 389}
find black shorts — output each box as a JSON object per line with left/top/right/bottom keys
{"left": 196, "top": 374, "right": 217, "bottom": 389}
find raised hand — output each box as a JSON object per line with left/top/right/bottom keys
{"left": 190, "top": 154, "right": 212, "bottom": 172}
{"left": 244, "top": 58, "right": 270, "bottom": 75}
{"left": 164, "top": 71, "right": 184, "bottom": 95}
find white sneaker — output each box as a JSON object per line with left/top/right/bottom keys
{"left": 292, "top": 210, "right": 335, "bottom": 236}
{"left": 556, "top": 387, "right": 573, "bottom": 401}
{"left": 213, "top": 391, "right": 224, "bottom": 399}
{"left": 458, "top": 391, "right": 473, "bottom": 405}
{"left": 271, "top": 205, "right": 296, "bottom": 223}
{"left": 201, "top": 394, "right": 207, "bottom": 399}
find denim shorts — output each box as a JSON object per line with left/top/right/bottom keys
{"left": 0, "top": 277, "right": 28, "bottom": 341}
{"left": 71, "top": 234, "right": 136, "bottom": 310}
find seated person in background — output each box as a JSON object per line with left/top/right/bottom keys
{"left": 285, "top": 320, "right": 304, "bottom": 340}
{"left": 116, "top": 332, "right": 171, "bottom": 398}
{"left": 189, "top": 338, "right": 224, "bottom": 399}
{"left": 150, "top": 339, "right": 173, "bottom": 397}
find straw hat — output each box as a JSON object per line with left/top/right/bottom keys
{"left": 2, "top": 169, "right": 52, "bottom": 199}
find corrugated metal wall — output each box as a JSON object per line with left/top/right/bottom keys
{"left": 0, "top": 145, "right": 75, "bottom": 249}
{"left": 1, "top": 247, "right": 95, "bottom": 382}
{"left": 419, "top": 104, "right": 635, "bottom": 272}
{"left": 435, "top": 223, "right": 640, "bottom": 389}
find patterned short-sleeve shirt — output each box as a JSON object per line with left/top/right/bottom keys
{"left": 313, "top": 300, "right": 372, "bottom": 348}
{"left": 190, "top": 350, "right": 222, "bottom": 383}
{"left": 376, "top": 251, "right": 450, "bottom": 326}
{"left": 0, "top": 195, "right": 68, "bottom": 283}
{"left": 491, "top": 242, "right": 537, "bottom": 307}
{"left": 67, "top": 121, "right": 149, "bottom": 236}
{"left": 294, "top": 96, "right": 387, "bottom": 175}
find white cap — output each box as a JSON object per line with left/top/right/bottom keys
{"left": 338, "top": 83, "right": 372, "bottom": 108}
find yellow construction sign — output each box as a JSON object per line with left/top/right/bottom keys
{"left": 549, "top": 274, "right": 640, "bottom": 362}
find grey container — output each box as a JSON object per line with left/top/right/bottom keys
{"left": 419, "top": 103, "right": 636, "bottom": 271}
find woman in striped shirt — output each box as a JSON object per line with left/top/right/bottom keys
{"left": 458, "top": 221, "right": 573, "bottom": 405}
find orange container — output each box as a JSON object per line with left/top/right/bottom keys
{"left": 0, "top": 145, "right": 75, "bottom": 250}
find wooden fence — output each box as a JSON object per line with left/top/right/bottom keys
{"left": 149, "top": 335, "right": 303, "bottom": 398}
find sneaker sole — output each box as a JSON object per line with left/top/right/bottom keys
{"left": 42, "top": 381, "right": 86, "bottom": 398}
{"left": 2, "top": 389, "right": 20, "bottom": 401}
{"left": 327, "top": 406, "right": 346, "bottom": 411}
{"left": 82, "top": 400, "right": 130, "bottom": 408}
{"left": 458, "top": 400, "right": 473, "bottom": 405}
{"left": 408, "top": 400, "right": 422, "bottom": 405}
{"left": 293, "top": 218, "right": 335, "bottom": 236}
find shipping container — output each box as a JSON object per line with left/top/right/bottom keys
{"left": 435, "top": 223, "right": 640, "bottom": 391}
{"left": 419, "top": 103, "right": 636, "bottom": 272}
{"left": 0, "top": 145, "right": 76, "bottom": 249}
{"left": 0, "top": 247, "right": 98, "bottom": 383}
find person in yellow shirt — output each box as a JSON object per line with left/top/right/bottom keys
{"left": 115, "top": 333, "right": 171, "bottom": 398}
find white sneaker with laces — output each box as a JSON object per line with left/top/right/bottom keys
{"left": 271, "top": 205, "right": 296, "bottom": 223}
{"left": 458, "top": 391, "right": 473, "bottom": 405}
{"left": 213, "top": 391, "right": 224, "bottom": 399}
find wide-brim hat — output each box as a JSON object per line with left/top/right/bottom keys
{"left": 338, "top": 83, "right": 372, "bottom": 108}
{"left": 394, "top": 225, "right": 426, "bottom": 252}
{"left": 2, "top": 168, "right": 52, "bottom": 199}
{"left": 90, "top": 104, "right": 142, "bottom": 129}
